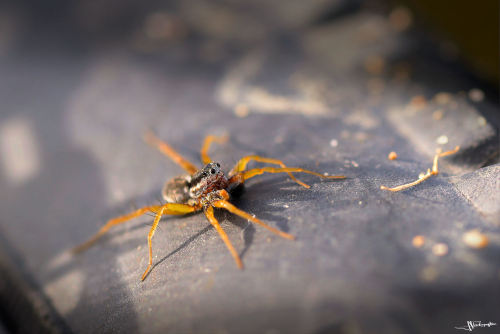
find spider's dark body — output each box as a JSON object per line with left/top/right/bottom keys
{"left": 162, "top": 162, "right": 230, "bottom": 207}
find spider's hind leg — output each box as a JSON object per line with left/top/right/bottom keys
{"left": 141, "top": 203, "right": 198, "bottom": 281}
{"left": 144, "top": 130, "right": 198, "bottom": 174}
{"left": 72, "top": 205, "right": 163, "bottom": 254}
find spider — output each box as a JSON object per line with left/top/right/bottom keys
{"left": 73, "top": 131, "right": 345, "bottom": 281}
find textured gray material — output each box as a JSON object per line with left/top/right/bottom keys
{"left": 451, "top": 165, "right": 500, "bottom": 222}
{"left": 0, "top": 1, "right": 498, "bottom": 334}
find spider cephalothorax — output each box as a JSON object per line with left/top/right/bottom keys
{"left": 187, "top": 162, "right": 228, "bottom": 200}
{"left": 73, "top": 132, "right": 345, "bottom": 281}
{"left": 162, "top": 162, "right": 229, "bottom": 207}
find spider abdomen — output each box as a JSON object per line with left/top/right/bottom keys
{"left": 162, "top": 175, "right": 191, "bottom": 204}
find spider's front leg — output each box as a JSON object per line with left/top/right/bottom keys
{"left": 204, "top": 189, "right": 295, "bottom": 270}
{"left": 229, "top": 155, "right": 312, "bottom": 188}
{"left": 204, "top": 205, "right": 243, "bottom": 269}
{"left": 228, "top": 166, "right": 345, "bottom": 188}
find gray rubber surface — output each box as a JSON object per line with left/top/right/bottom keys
{"left": 0, "top": 1, "right": 498, "bottom": 333}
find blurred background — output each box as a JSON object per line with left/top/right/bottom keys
{"left": 0, "top": 1, "right": 498, "bottom": 333}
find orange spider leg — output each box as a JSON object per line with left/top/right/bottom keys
{"left": 204, "top": 206, "right": 243, "bottom": 269}
{"left": 200, "top": 134, "right": 229, "bottom": 164}
{"left": 229, "top": 167, "right": 345, "bottom": 185}
{"left": 141, "top": 203, "right": 198, "bottom": 281}
{"left": 144, "top": 130, "right": 198, "bottom": 174}
{"left": 229, "top": 155, "right": 311, "bottom": 188}
{"left": 212, "top": 199, "right": 295, "bottom": 240}
{"left": 72, "top": 205, "right": 163, "bottom": 254}
{"left": 380, "top": 146, "right": 460, "bottom": 192}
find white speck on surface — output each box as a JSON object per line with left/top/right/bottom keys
{"left": 462, "top": 230, "right": 489, "bottom": 249}
{"left": 323, "top": 172, "right": 329, "bottom": 176}
{"left": 0, "top": 117, "right": 40, "bottom": 185}
{"left": 468, "top": 88, "right": 484, "bottom": 102}
{"left": 329, "top": 139, "right": 338, "bottom": 147}
{"left": 283, "top": 204, "right": 289, "bottom": 208}
{"left": 351, "top": 160, "right": 359, "bottom": 168}
{"left": 477, "top": 116, "right": 487, "bottom": 126}
{"left": 432, "top": 243, "right": 448, "bottom": 256}
{"left": 436, "top": 135, "right": 448, "bottom": 145}
{"left": 432, "top": 109, "right": 444, "bottom": 120}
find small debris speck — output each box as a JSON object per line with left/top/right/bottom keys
{"left": 388, "top": 151, "right": 398, "bottom": 160}
{"left": 432, "top": 243, "right": 448, "bottom": 256}
{"left": 477, "top": 116, "right": 487, "bottom": 126}
{"left": 432, "top": 109, "right": 444, "bottom": 120}
{"left": 329, "top": 139, "right": 338, "bottom": 147}
{"left": 388, "top": 6, "right": 413, "bottom": 32}
{"left": 412, "top": 235, "right": 425, "bottom": 248}
{"left": 462, "top": 230, "right": 489, "bottom": 249}
{"left": 420, "top": 266, "right": 438, "bottom": 282}
{"left": 351, "top": 161, "right": 359, "bottom": 168}
{"left": 364, "top": 55, "right": 385, "bottom": 75}
{"left": 283, "top": 204, "right": 289, "bottom": 208}
{"left": 468, "top": 88, "right": 484, "bottom": 102}
{"left": 234, "top": 103, "right": 249, "bottom": 117}
{"left": 436, "top": 135, "right": 448, "bottom": 145}
{"left": 410, "top": 95, "right": 427, "bottom": 109}
{"left": 434, "top": 92, "right": 451, "bottom": 105}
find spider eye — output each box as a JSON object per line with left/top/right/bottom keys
{"left": 216, "top": 163, "right": 220, "bottom": 168}
{"left": 210, "top": 168, "right": 216, "bottom": 174}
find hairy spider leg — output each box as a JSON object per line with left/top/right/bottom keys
{"left": 380, "top": 146, "right": 460, "bottom": 192}
{"left": 229, "top": 167, "right": 345, "bottom": 186}
{"left": 212, "top": 199, "right": 295, "bottom": 240}
{"left": 204, "top": 206, "right": 243, "bottom": 269}
{"left": 200, "top": 134, "right": 229, "bottom": 164}
{"left": 144, "top": 130, "right": 198, "bottom": 174}
{"left": 229, "top": 155, "right": 312, "bottom": 188}
{"left": 72, "top": 205, "right": 163, "bottom": 254}
{"left": 141, "top": 203, "right": 198, "bottom": 281}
